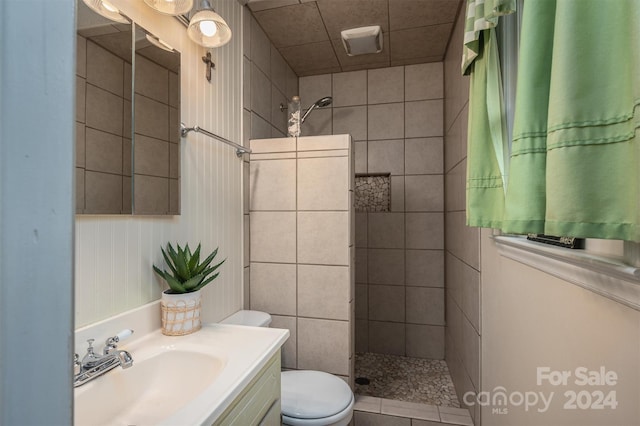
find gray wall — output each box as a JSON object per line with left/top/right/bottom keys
{"left": 299, "top": 64, "right": 446, "bottom": 359}
{"left": 443, "top": 9, "right": 481, "bottom": 425}
{"left": 0, "top": 0, "right": 75, "bottom": 423}
{"left": 242, "top": 6, "right": 299, "bottom": 308}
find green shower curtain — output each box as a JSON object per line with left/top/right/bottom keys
{"left": 465, "top": 0, "right": 640, "bottom": 242}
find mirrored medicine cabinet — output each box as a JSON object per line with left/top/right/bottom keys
{"left": 76, "top": 0, "right": 180, "bottom": 215}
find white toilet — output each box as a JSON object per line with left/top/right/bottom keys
{"left": 221, "top": 310, "right": 354, "bottom": 426}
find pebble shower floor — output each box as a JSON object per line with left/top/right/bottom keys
{"left": 354, "top": 352, "right": 461, "bottom": 407}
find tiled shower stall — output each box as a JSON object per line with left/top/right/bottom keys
{"left": 299, "top": 64, "right": 445, "bottom": 359}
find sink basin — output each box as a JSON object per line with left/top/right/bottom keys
{"left": 75, "top": 350, "right": 225, "bottom": 425}
{"left": 73, "top": 311, "right": 289, "bottom": 426}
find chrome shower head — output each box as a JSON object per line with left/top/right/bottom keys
{"left": 301, "top": 96, "right": 333, "bottom": 123}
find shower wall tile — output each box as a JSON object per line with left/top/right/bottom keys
{"left": 301, "top": 107, "right": 333, "bottom": 136}
{"left": 271, "top": 84, "right": 288, "bottom": 134}
{"left": 271, "top": 315, "right": 297, "bottom": 369}
{"left": 250, "top": 112, "right": 273, "bottom": 139}
{"left": 406, "top": 250, "right": 444, "bottom": 287}
{"left": 298, "top": 265, "right": 350, "bottom": 320}
{"left": 251, "top": 15, "right": 271, "bottom": 77}
{"left": 390, "top": 176, "right": 405, "bottom": 212}
{"left": 367, "top": 139, "right": 404, "bottom": 175}
{"left": 405, "top": 212, "right": 444, "bottom": 249}
{"left": 356, "top": 319, "right": 368, "bottom": 353}
{"left": 368, "top": 212, "right": 405, "bottom": 249}
{"left": 368, "top": 103, "right": 404, "bottom": 140}
{"left": 250, "top": 211, "right": 296, "bottom": 263}
{"left": 244, "top": 215, "right": 250, "bottom": 267}
{"left": 405, "top": 62, "right": 444, "bottom": 101}
{"left": 250, "top": 262, "right": 297, "bottom": 316}
{"left": 298, "top": 156, "right": 349, "bottom": 211}
{"left": 333, "top": 106, "right": 367, "bottom": 141}
{"left": 298, "top": 317, "right": 350, "bottom": 375}
{"left": 354, "top": 141, "right": 367, "bottom": 173}
{"left": 445, "top": 10, "right": 480, "bottom": 424}
{"left": 298, "top": 211, "right": 349, "bottom": 265}
{"left": 406, "top": 287, "right": 445, "bottom": 325}
{"left": 406, "top": 324, "right": 444, "bottom": 359}
{"left": 405, "top": 175, "right": 443, "bottom": 212}
{"left": 299, "top": 73, "right": 332, "bottom": 108}
{"left": 355, "top": 284, "right": 368, "bottom": 319}
{"left": 356, "top": 248, "right": 368, "bottom": 283}
{"left": 168, "top": 143, "right": 178, "bottom": 179}
{"left": 405, "top": 137, "right": 444, "bottom": 175}
{"left": 367, "top": 249, "right": 405, "bottom": 286}
{"left": 250, "top": 159, "right": 296, "bottom": 210}
{"left": 369, "top": 285, "right": 405, "bottom": 322}
{"left": 369, "top": 320, "right": 405, "bottom": 356}
{"left": 332, "top": 70, "right": 367, "bottom": 107}
{"left": 243, "top": 56, "right": 251, "bottom": 109}
{"left": 405, "top": 100, "right": 444, "bottom": 138}
{"left": 270, "top": 45, "right": 288, "bottom": 93}
{"left": 367, "top": 67, "right": 404, "bottom": 104}
{"left": 251, "top": 63, "right": 272, "bottom": 121}
{"left": 297, "top": 64, "right": 445, "bottom": 359}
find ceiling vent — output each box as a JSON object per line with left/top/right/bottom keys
{"left": 341, "top": 25, "right": 383, "bottom": 56}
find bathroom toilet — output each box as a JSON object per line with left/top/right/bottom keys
{"left": 221, "top": 310, "right": 354, "bottom": 426}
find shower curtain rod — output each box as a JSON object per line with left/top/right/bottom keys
{"left": 180, "top": 123, "right": 251, "bottom": 157}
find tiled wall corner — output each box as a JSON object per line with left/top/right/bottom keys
{"left": 443, "top": 8, "right": 481, "bottom": 426}
{"left": 242, "top": 5, "right": 299, "bottom": 311}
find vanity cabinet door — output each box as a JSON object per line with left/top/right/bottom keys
{"left": 214, "top": 351, "right": 281, "bottom": 426}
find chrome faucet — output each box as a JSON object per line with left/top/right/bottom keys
{"left": 74, "top": 329, "right": 134, "bottom": 388}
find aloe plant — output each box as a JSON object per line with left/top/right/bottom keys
{"left": 153, "top": 243, "right": 225, "bottom": 294}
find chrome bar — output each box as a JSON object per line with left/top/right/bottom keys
{"left": 180, "top": 123, "right": 251, "bottom": 157}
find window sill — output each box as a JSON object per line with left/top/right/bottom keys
{"left": 493, "top": 235, "right": 640, "bottom": 311}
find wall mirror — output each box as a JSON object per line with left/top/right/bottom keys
{"left": 76, "top": 1, "right": 180, "bottom": 215}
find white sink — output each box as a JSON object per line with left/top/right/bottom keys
{"left": 74, "top": 311, "right": 289, "bottom": 426}
{"left": 75, "top": 350, "right": 225, "bottom": 425}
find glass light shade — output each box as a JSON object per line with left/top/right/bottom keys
{"left": 187, "top": 9, "right": 232, "bottom": 48}
{"left": 82, "top": 0, "right": 128, "bottom": 24}
{"left": 145, "top": 34, "right": 175, "bottom": 52}
{"left": 144, "top": 0, "right": 194, "bottom": 16}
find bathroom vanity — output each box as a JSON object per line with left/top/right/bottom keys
{"left": 74, "top": 302, "right": 288, "bottom": 425}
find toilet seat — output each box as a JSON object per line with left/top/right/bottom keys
{"left": 281, "top": 370, "right": 354, "bottom": 426}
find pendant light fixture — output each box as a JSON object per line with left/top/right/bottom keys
{"left": 187, "top": 0, "right": 232, "bottom": 48}
{"left": 81, "top": 0, "right": 128, "bottom": 24}
{"left": 144, "top": 0, "right": 194, "bottom": 16}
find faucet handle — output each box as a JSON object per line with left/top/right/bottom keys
{"left": 74, "top": 353, "right": 81, "bottom": 375}
{"left": 104, "top": 329, "right": 134, "bottom": 355}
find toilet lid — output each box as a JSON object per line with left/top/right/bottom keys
{"left": 281, "top": 370, "right": 353, "bottom": 419}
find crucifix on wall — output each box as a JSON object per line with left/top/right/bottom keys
{"left": 202, "top": 51, "right": 215, "bottom": 82}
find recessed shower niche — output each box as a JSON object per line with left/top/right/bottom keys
{"left": 355, "top": 173, "right": 391, "bottom": 213}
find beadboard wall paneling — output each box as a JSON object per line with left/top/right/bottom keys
{"left": 75, "top": 0, "right": 245, "bottom": 327}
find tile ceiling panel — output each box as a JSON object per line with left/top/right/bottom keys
{"left": 316, "top": 0, "right": 390, "bottom": 40}
{"left": 247, "top": 0, "right": 463, "bottom": 76}
{"left": 253, "top": 2, "right": 328, "bottom": 47}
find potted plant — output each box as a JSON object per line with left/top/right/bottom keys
{"left": 153, "top": 242, "right": 225, "bottom": 335}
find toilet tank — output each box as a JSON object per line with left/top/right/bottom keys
{"left": 221, "top": 310, "right": 272, "bottom": 327}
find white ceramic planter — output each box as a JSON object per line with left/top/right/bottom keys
{"left": 160, "top": 289, "right": 202, "bottom": 336}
